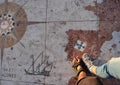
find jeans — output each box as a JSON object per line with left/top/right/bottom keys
{"left": 96, "top": 57, "right": 120, "bottom": 79}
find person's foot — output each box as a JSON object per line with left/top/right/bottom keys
{"left": 72, "top": 57, "right": 84, "bottom": 77}
{"left": 82, "top": 53, "right": 94, "bottom": 70}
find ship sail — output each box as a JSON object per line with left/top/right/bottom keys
{"left": 25, "top": 52, "right": 53, "bottom": 76}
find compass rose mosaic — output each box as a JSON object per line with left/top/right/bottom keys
{"left": 0, "top": 0, "right": 40, "bottom": 65}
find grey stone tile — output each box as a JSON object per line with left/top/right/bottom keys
{"left": 100, "top": 31, "right": 120, "bottom": 62}
{"left": 47, "top": 0, "right": 98, "bottom": 21}
{"left": 0, "top": 0, "right": 4, "bottom": 3}
{"left": 97, "top": 0, "right": 103, "bottom": 3}
{"left": 1, "top": 80, "right": 44, "bottom": 85}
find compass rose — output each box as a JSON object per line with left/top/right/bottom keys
{"left": 0, "top": 0, "right": 43, "bottom": 65}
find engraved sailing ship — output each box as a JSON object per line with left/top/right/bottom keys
{"left": 24, "top": 52, "right": 53, "bottom": 76}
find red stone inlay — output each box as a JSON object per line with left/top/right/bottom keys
{"left": 67, "top": 0, "right": 120, "bottom": 84}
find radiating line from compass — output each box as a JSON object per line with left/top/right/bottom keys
{"left": 12, "top": 1, "right": 28, "bottom": 19}
{"left": 16, "top": 21, "right": 45, "bottom": 27}
{"left": 0, "top": 35, "right": 6, "bottom": 65}
{"left": 3, "top": 0, "right": 8, "bottom": 14}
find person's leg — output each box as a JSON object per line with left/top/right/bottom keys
{"left": 71, "top": 57, "right": 87, "bottom": 84}
{"left": 95, "top": 63, "right": 113, "bottom": 78}
{"left": 68, "top": 76, "right": 77, "bottom": 85}
{"left": 106, "top": 57, "right": 120, "bottom": 79}
{"left": 82, "top": 53, "right": 112, "bottom": 78}
{"left": 77, "top": 71, "right": 86, "bottom": 81}
{"left": 89, "top": 65, "right": 97, "bottom": 74}
{"left": 72, "top": 57, "right": 84, "bottom": 77}
{"left": 77, "top": 76, "right": 103, "bottom": 85}
{"left": 81, "top": 53, "right": 97, "bottom": 74}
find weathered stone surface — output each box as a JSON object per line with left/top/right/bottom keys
{"left": 0, "top": 0, "right": 120, "bottom": 85}
{"left": 66, "top": 0, "right": 120, "bottom": 85}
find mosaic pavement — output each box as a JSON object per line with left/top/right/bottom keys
{"left": 0, "top": 0, "right": 119, "bottom": 85}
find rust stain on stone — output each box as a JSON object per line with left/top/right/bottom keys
{"left": 67, "top": 0, "right": 120, "bottom": 84}
{"left": 112, "top": 44, "right": 117, "bottom": 48}
{"left": 109, "top": 48, "right": 112, "bottom": 53}
{"left": 118, "top": 51, "right": 120, "bottom": 54}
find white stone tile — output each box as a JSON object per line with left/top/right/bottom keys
{"left": 47, "top": 0, "right": 98, "bottom": 21}
{"left": 9, "top": 0, "right": 46, "bottom": 21}
{"left": 1, "top": 24, "right": 46, "bottom": 83}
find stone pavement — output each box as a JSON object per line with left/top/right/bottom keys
{"left": 0, "top": 0, "right": 119, "bottom": 85}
